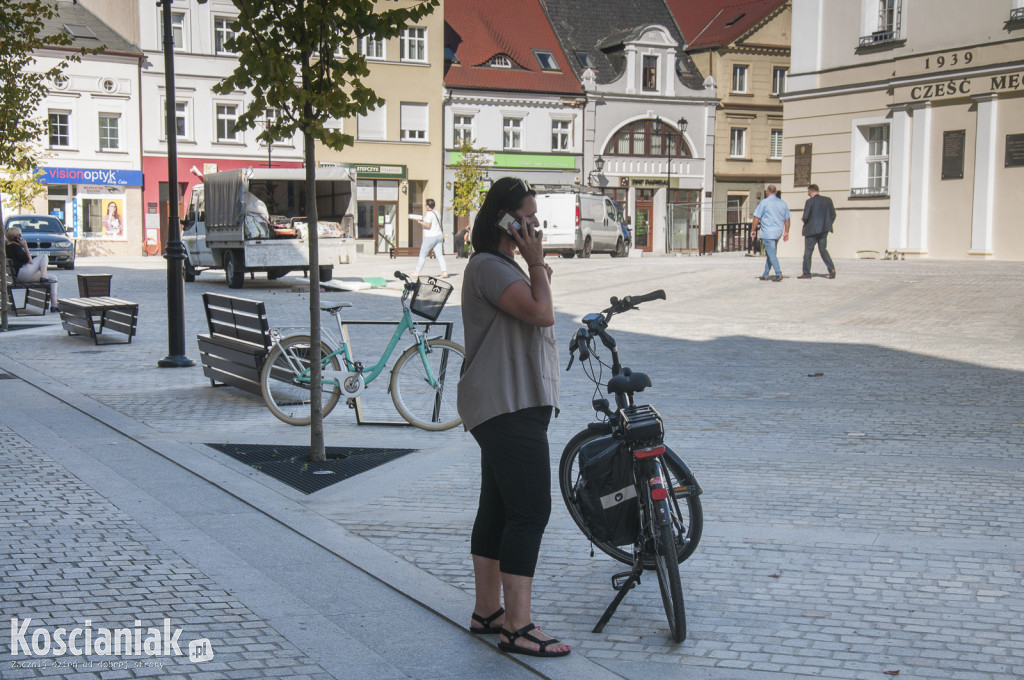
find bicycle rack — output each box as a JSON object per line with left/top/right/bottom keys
{"left": 338, "top": 319, "right": 455, "bottom": 426}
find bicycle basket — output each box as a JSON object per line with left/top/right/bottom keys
{"left": 410, "top": 275, "right": 454, "bottom": 321}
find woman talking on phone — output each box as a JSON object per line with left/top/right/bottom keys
{"left": 457, "top": 176, "right": 568, "bottom": 658}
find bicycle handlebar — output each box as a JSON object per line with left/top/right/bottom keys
{"left": 566, "top": 289, "right": 666, "bottom": 371}
{"left": 605, "top": 289, "right": 666, "bottom": 316}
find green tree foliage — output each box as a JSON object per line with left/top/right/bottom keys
{"left": 0, "top": 0, "right": 96, "bottom": 329}
{"left": 0, "top": 145, "right": 47, "bottom": 214}
{"left": 449, "top": 139, "right": 488, "bottom": 218}
{"left": 215, "top": 0, "right": 438, "bottom": 460}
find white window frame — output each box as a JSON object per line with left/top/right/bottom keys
{"left": 732, "top": 64, "right": 748, "bottom": 93}
{"left": 452, "top": 114, "right": 474, "bottom": 145}
{"left": 772, "top": 67, "right": 787, "bottom": 95}
{"left": 850, "top": 118, "right": 890, "bottom": 195}
{"left": 357, "top": 103, "right": 387, "bottom": 141}
{"left": 160, "top": 11, "right": 187, "bottom": 52}
{"left": 400, "top": 27, "right": 427, "bottom": 63}
{"left": 729, "top": 127, "right": 746, "bottom": 158}
{"left": 490, "top": 55, "right": 511, "bottom": 68}
{"left": 503, "top": 117, "right": 523, "bottom": 150}
{"left": 551, "top": 119, "right": 571, "bottom": 151}
{"left": 214, "top": 16, "right": 236, "bottom": 55}
{"left": 48, "top": 109, "right": 72, "bottom": 149}
{"left": 160, "top": 98, "right": 192, "bottom": 141}
{"left": 98, "top": 113, "right": 121, "bottom": 152}
{"left": 400, "top": 102, "right": 428, "bottom": 142}
{"left": 359, "top": 35, "right": 385, "bottom": 60}
{"left": 215, "top": 103, "right": 241, "bottom": 143}
{"left": 770, "top": 129, "right": 783, "bottom": 159}
{"left": 534, "top": 50, "right": 558, "bottom": 71}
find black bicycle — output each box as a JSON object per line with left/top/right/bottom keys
{"left": 558, "top": 290, "right": 703, "bottom": 643}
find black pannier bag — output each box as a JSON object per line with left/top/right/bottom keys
{"left": 574, "top": 435, "right": 639, "bottom": 546}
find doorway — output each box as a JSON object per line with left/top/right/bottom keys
{"left": 634, "top": 189, "right": 655, "bottom": 252}
{"left": 356, "top": 180, "right": 399, "bottom": 255}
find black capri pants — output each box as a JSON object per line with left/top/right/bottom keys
{"left": 469, "top": 406, "right": 553, "bottom": 578}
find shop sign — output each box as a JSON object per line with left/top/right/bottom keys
{"left": 354, "top": 164, "right": 406, "bottom": 178}
{"left": 38, "top": 167, "right": 143, "bottom": 186}
{"left": 619, "top": 177, "right": 671, "bottom": 188}
{"left": 447, "top": 152, "right": 575, "bottom": 170}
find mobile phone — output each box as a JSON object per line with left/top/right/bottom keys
{"left": 498, "top": 213, "right": 520, "bottom": 234}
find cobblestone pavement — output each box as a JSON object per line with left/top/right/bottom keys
{"left": 2, "top": 252, "right": 1023, "bottom": 679}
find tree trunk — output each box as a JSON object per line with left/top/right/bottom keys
{"left": 305, "top": 128, "right": 325, "bottom": 462}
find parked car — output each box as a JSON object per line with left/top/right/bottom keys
{"left": 535, "top": 190, "right": 629, "bottom": 258}
{"left": 3, "top": 214, "right": 76, "bottom": 269}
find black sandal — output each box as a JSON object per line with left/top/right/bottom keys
{"left": 468, "top": 607, "right": 504, "bottom": 635}
{"left": 498, "top": 623, "right": 570, "bottom": 657}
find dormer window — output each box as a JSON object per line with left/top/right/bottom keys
{"left": 491, "top": 55, "right": 512, "bottom": 68}
{"left": 534, "top": 50, "right": 559, "bottom": 71}
{"left": 642, "top": 55, "right": 658, "bottom": 91}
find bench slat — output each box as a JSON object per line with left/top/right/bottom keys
{"left": 197, "top": 293, "right": 272, "bottom": 396}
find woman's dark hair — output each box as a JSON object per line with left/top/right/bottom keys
{"left": 471, "top": 176, "right": 536, "bottom": 254}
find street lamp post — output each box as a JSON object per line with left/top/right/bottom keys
{"left": 654, "top": 117, "right": 687, "bottom": 252}
{"left": 157, "top": 0, "right": 194, "bottom": 368}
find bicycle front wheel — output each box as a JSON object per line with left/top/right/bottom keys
{"left": 261, "top": 335, "right": 341, "bottom": 426}
{"left": 390, "top": 338, "right": 465, "bottom": 431}
{"left": 559, "top": 430, "right": 703, "bottom": 568}
{"left": 651, "top": 509, "right": 687, "bottom": 642}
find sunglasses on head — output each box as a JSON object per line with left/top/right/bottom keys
{"left": 502, "top": 178, "right": 532, "bottom": 196}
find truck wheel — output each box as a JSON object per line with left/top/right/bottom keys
{"left": 183, "top": 258, "right": 197, "bottom": 282}
{"left": 225, "top": 251, "right": 244, "bottom": 289}
{"left": 319, "top": 265, "right": 333, "bottom": 282}
{"left": 581, "top": 237, "right": 593, "bottom": 259}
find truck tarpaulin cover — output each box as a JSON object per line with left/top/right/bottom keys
{"left": 205, "top": 169, "right": 248, "bottom": 229}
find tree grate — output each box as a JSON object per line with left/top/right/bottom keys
{"left": 205, "top": 443, "right": 416, "bottom": 495}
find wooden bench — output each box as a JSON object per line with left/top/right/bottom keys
{"left": 77, "top": 273, "right": 112, "bottom": 297}
{"left": 4, "top": 258, "right": 51, "bottom": 316}
{"left": 58, "top": 297, "right": 139, "bottom": 344}
{"left": 197, "top": 292, "right": 272, "bottom": 395}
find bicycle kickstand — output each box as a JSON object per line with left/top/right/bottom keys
{"left": 592, "top": 567, "right": 642, "bottom": 634}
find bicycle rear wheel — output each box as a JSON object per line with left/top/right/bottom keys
{"left": 651, "top": 509, "right": 687, "bottom": 642}
{"left": 558, "top": 430, "right": 703, "bottom": 568}
{"left": 390, "top": 338, "right": 465, "bottom": 431}
{"left": 261, "top": 335, "right": 341, "bottom": 426}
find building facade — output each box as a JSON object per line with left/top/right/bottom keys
{"left": 442, "top": 0, "right": 585, "bottom": 239}
{"left": 541, "top": 0, "right": 718, "bottom": 255}
{"left": 316, "top": 0, "right": 446, "bottom": 256}
{"left": 14, "top": 1, "right": 146, "bottom": 258}
{"left": 781, "top": 0, "right": 1024, "bottom": 261}
{"left": 672, "top": 0, "right": 790, "bottom": 229}
{"left": 79, "top": 0, "right": 304, "bottom": 257}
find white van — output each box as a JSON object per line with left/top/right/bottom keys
{"left": 536, "top": 190, "right": 630, "bottom": 258}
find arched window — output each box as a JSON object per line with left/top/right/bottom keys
{"left": 604, "top": 119, "right": 691, "bottom": 158}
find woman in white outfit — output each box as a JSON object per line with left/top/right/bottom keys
{"left": 412, "top": 199, "right": 448, "bottom": 279}
{"left": 5, "top": 226, "right": 59, "bottom": 306}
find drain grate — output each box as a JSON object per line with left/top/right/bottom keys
{"left": 205, "top": 443, "right": 416, "bottom": 494}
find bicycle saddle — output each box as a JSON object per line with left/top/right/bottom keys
{"left": 320, "top": 301, "right": 353, "bottom": 312}
{"left": 607, "top": 367, "right": 651, "bottom": 395}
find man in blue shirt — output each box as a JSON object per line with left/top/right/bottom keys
{"left": 750, "top": 185, "right": 791, "bottom": 281}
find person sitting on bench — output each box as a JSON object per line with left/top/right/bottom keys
{"left": 5, "top": 226, "right": 58, "bottom": 307}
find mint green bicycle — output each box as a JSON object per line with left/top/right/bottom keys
{"left": 260, "top": 272, "right": 465, "bottom": 430}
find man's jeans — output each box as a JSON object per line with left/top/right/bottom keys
{"left": 803, "top": 233, "right": 835, "bottom": 276}
{"left": 762, "top": 238, "right": 781, "bottom": 277}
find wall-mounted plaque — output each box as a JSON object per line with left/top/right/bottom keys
{"left": 941, "top": 130, "right": 965, "bottom": 180}
{"left": 794, "top": 143, "right": 812, "bottom": 186}
{"left": 1006, "top": 134, "right": 1024, "bottom": 168}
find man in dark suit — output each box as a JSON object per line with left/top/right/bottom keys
{"left": 798, "top": 184, "right": 836, "bottom": 279}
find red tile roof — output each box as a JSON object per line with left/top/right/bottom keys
{"left": 444, "top": 0, "right": 583, "bottom": 95}
{"left": 665, "top": 0, "right": 787, "bottom": 50}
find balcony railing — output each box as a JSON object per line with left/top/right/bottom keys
{"left": 858, "top": 29, "right": 898, "bottom": 47}
{"left": 1011, "top": 7, "right": 1024, "bottom": 21}
{"left": 850, "top": 186, "right": 889, "bottom": 198}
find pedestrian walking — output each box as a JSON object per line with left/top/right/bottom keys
{"left": 411, "top": 199, "right": 448, "bottom": 279}
{"left": 798, "top": 184, "right": 837, "bottom": 279}
{"left": 457, "top": 176, "right": 569, "bottom": 658}
{"left": 750, "top": 185, "right": 790, "bottom": 281}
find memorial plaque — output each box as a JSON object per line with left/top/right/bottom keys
{"left": 1006, "top": 133, "right": 1024, "bottom": 168}
{"left": 941, "top": 130, "right": 965, "bottom": 180}
{"left": 794, "top": 143, "right": 812, "bottom": 186}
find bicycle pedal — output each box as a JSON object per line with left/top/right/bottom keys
{"left": 346, "top": 399, "right": 356, "bottom": 409}
{"left": 611, "top": 571, "right": 637, "bottom": 591}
